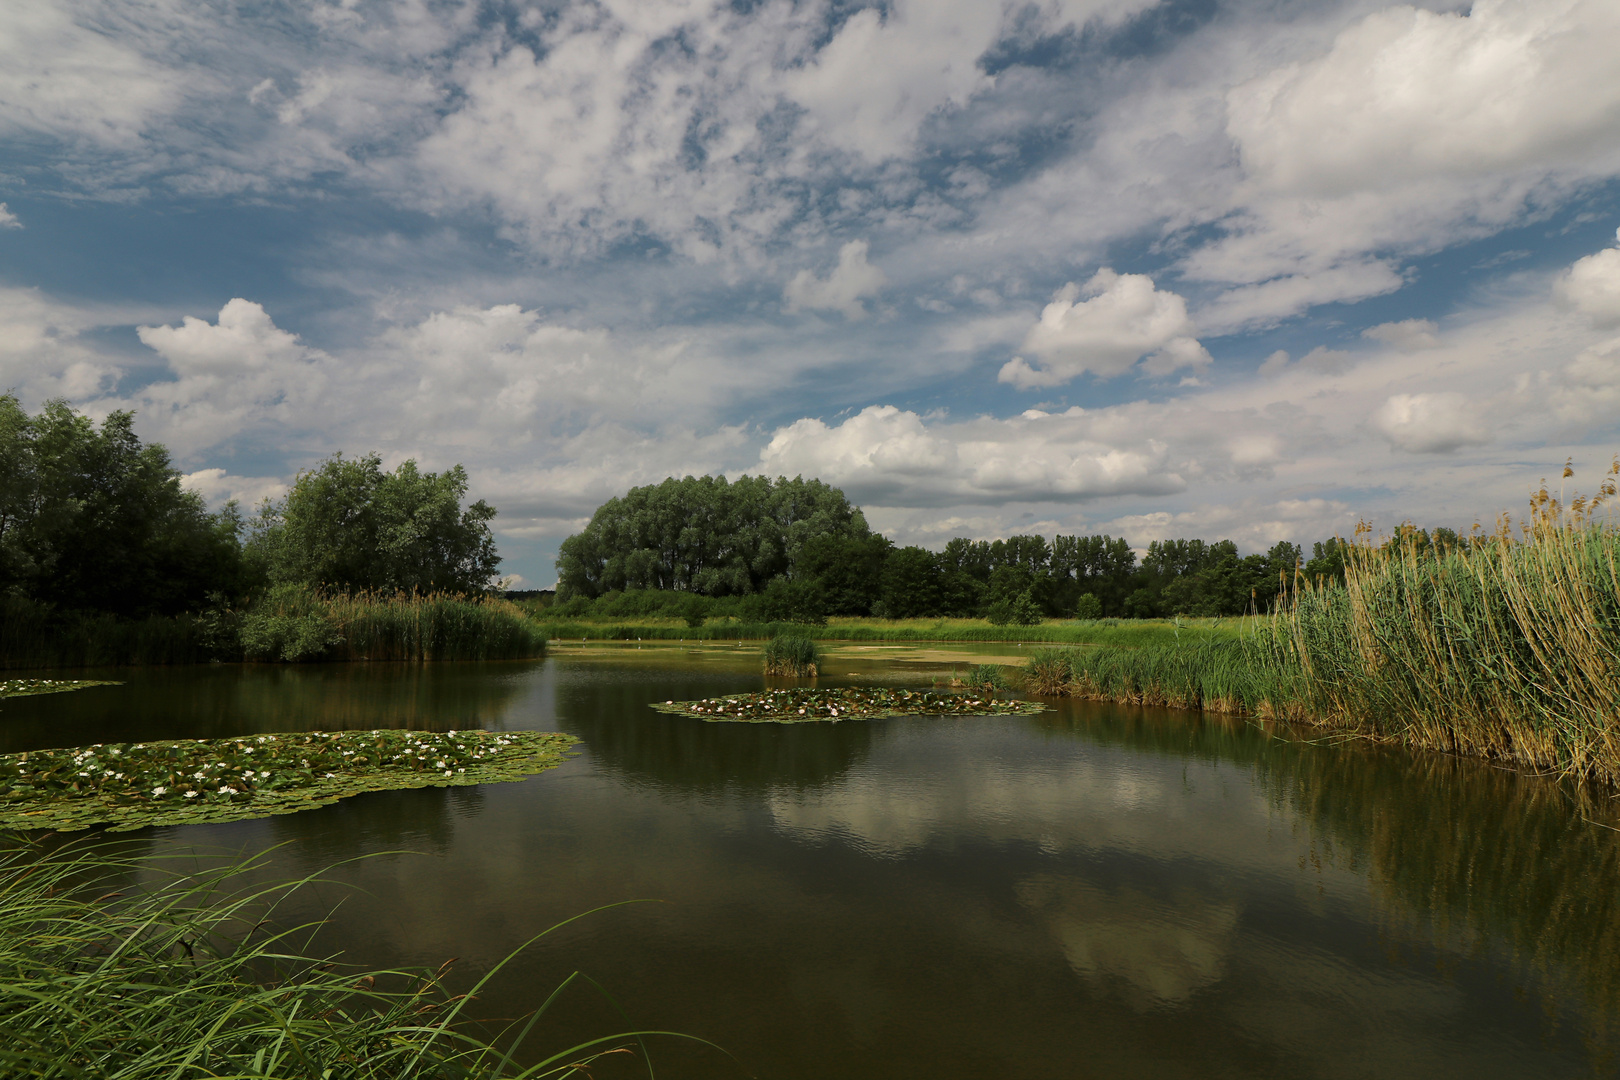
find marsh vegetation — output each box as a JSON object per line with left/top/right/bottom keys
{"left": 1028, "top": 471, "right": 1620, "bottom": 785}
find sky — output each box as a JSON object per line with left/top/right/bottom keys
{"left": 3, "top": 0, "right": 1620, "bottom": 588}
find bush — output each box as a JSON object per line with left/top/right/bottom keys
{"left": 986, "top": 590, "right": 1042, "bottom": 626}
{"left": 1074, "top": 593, "right": 1103, "bottom": 620}
{"left": 239, "top": 585, "right": 344, "bottom": 662}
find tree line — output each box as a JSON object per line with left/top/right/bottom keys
{"left": 555, "top": 475, "right": 1359, "bottom": 623}
{"left": 0, "top": 396, "right": 502, "bottom": 622}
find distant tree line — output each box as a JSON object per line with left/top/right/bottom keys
{"left": 554, "top": 475, "right": 1368, "bottom": 623}
{"left": 0, "top": 397, "right": 502, "bottom": 624}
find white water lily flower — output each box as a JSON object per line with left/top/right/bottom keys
{"left": 184, "top": 791, "right": 198, "bottom": 798}
{"left": 151, "top": 786, "right": 167, "bottom": 796}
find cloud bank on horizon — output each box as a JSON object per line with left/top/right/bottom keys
{"left": 2, "top": 0, "right": 1619, "bottom": 584}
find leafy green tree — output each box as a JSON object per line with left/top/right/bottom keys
{"left": 798, "top": 532, "right": 892, "bottom": 615}
{"left": 878, "top": 546, "right": 944, "bottom": 618}
{"left": 557, "top": 475, "right": 873, "bottom": 599}
{"left": 0, "top": 396, "right": 244, "bottom": 616}
{"left": 1074, "top": 592, "right": 1103, "bottom": 620}
{"left": 250, "top": 453, "right": 499, "bottom": 594}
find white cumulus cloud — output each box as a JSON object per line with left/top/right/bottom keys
{"left": 999, "top": 270, "right": 1209, "bottom": 388}
{"left": 1373, "top": 392, "right": 1489, "bottom": 454}
{"left": 1555, "top": 230, "right": 1620, "bottom": 329}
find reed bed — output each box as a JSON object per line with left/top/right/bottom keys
{"left": 0, "top": 837, "right": 679, "bottom": 1078}
{"left": 0, "top": 597, "right": 213, "bottom": 670}
{"left": 1042, "top": 488, "right": 1620, "bottom": 785}
{"left": 240, "top": 588, "right": 547, "bottom": 663}
{"left": 761, "top": 634, "right": 820, "bottom": 677}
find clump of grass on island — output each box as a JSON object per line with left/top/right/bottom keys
{"left": 1037, "top": 462, "right": 1620, "bottom": 786}
{"left": 0, "top": 729, "right": 577, "bottom": 832}
{"left": 762, "top": 633, "right": 820, "bottom": 677}
{"left": 650, "top": 687, "right": 1046, "bottom": 723}
{"left": 0, "top": 838, "right": 699, "bottom": 1079}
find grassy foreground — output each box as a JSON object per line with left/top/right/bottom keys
{"left": 0, "top": 839, "right": 688, "bottom": 1078}
{"left": 1030, "top": 512, "right": 1620, "bottom": 786}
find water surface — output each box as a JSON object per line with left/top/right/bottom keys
{"left": 4, "top": 645, "right": 1617, "bottom": 1079}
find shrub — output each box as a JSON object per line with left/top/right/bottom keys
{"left": 1074, "top": 593, "right": 1104, "bottom": 620}
{"left": 986, "top": 590, "right": 1042, "bottom": 626}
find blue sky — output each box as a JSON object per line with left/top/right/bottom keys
{"left": 3, "top": 0, "right": 1619, "bottom": 587}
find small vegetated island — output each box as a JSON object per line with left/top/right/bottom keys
{"left": 651, "top": 686, "right": 1046, "bottom": 723}
{"left": 0, "top": 729, "right": 578, "bottom": 832}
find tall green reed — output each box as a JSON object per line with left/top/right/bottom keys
{"left": 0, "top": 836, "right": 697, "bottom": 1079}
{"left": 1048, "top": 461, "right": 1620, "bottom": 784}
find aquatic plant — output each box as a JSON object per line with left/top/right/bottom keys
{"left": 0, "top": 678, "right": 121, "bottom": 699}
{"left": 959, "top": 664, "right": 1013, "bottom": 692}
{"left": 649, "top": 686, "right": 1046, "bottom": 723}
{"left": 0, "top": 838, "right": 700, "bottom": 1078}
{"left": 761, "top": 633, "right": 820, "bottom": 677}
{"left": 245, "top": 588, "right": 549, "bottom": 663}
{"left": 1049, "top": 461, "right": 1620, "bottom": 784}
{"left": 1022, "top": 649, "right": 1078, "bottom": 696}
{"left": 0, "top": 729, "right": 577, "bottom": 832}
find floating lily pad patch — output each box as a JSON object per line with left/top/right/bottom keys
{"left": 649, "top": 687, "right": 1047, "bottom": 723}
{"left": 0, "top": 678, "right": 122, "bottom": 699}
{"left": 0, "top": 728, "right": 578, "bottom": 833}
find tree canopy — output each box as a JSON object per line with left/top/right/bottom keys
{"left": 248, "top": 453, "right": 500, "bottom": 595}
{"left": 0, "top": 396, "right": 243, "bottom": 617}
{"left": 556, "top": 474, "right": 873, "bottom": 598}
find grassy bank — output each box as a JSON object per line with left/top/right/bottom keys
{"left": 0, "top": 591, "right": 546, "bottom": 669}
{"left": 536, "top": 615, "right": 1249, "bottom": 647}
{"left": 0, "top": 837, "right": 678, "bottom": 1078}
{"left": 1034, "top": 515, "right": 1620, "bottom": 785}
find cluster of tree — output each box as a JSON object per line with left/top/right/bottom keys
{"left": 555, "top": 475, "right": 1363, "bottom": 622}
{"left": 0, "top": 397, "right": 502, "bottom": 621}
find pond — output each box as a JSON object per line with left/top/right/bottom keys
{"left": 4, "top": 642, "right": 1619, "bottom": 1079}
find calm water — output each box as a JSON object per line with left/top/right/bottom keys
{"left": 5, "top": 644, "right": 1619, "bottom": 1079}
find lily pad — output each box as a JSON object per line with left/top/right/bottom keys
{"left": 0, "top": 679, "right": 122, "bottom": 699}
{"left": 649, "top": 686, "right": 1047, "bottom": 723}
{"left": 0, "top": 728, "right": 577, "bottom": 833}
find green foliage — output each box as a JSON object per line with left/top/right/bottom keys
{"left": 1073, "top": 593, "right": 1104, "bottom": 620}
{"left": 0, "top": 595, "right": 217, "bottom": 669}
{"left": 556, "top": 474, "right": 873, "bottom": 598}
{"left": 762, "top": 633, "right": 820, "bottom": 676}
{"left": 240, "top": 584, "right": 345, "bottom": 662}
{"left": 250, "top": 452, "right": 499, "bottom": 595}
{"left": 959, "top": 664, "right": 1011, "bottom": 692}
{"left": 0, "top": 729, "right": 576, "bottom": 832}
{"left": 681, "top": 593, "right": 709, "bottom": 628}
{"left": 0, "top": 396, "right": 246, "bottom": 617}
{"left": 796, "top": 531, "right": 892, "bottom": 615}
{"left": 738, "top": 577, "right": 828, "bottom": 625}
{"left": 986, "top": 590, "right": 1042, "bottom": 626}
{"left": 1023, "top": 648, "right": 1078, "bottom": 695}
{"left": 0, "top": 840, "right": 690, "bottom": 1078}
{"left": 649, "top": 686, "right": 1047, "bottom": 722}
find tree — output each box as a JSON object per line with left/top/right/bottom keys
{"left": 250, "top": 453, "right": 499, "bottom": 594}
{"left": 878, "top": 546, "right": 944, "bottom": 618}
{"left": 556, "top": 475, "right": 873, "bottom": 599}
{"left": 0, "top": 396, "right": 244, "bottom": 616}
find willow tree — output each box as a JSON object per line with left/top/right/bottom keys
{"left": 556, "top": 475, "right": 872, "bottom": 598}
